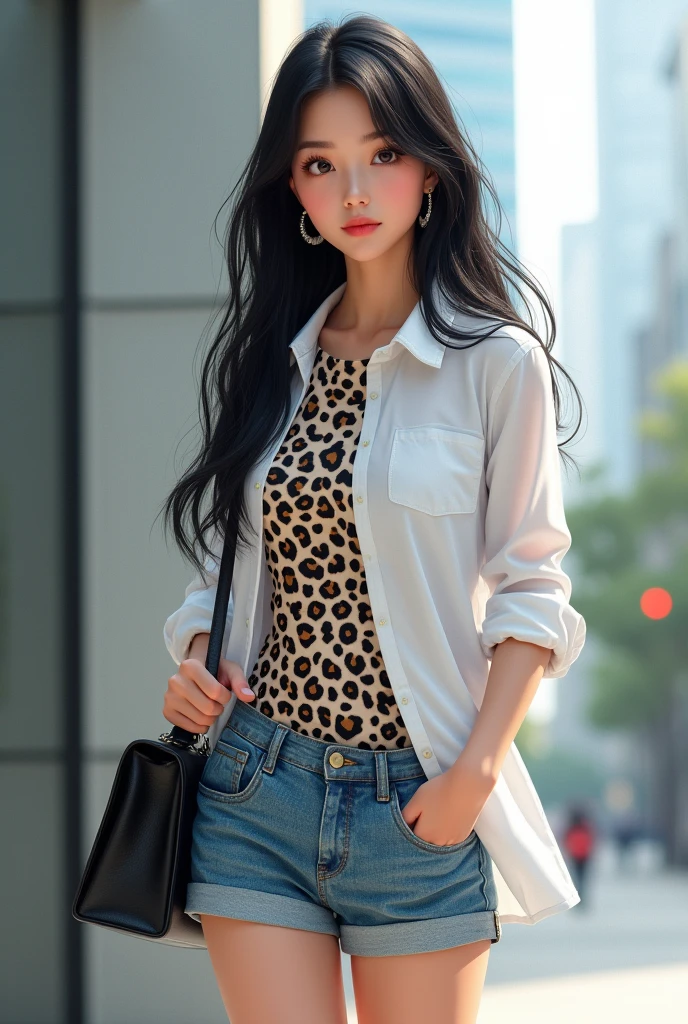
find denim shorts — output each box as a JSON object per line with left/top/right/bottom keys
{"left": 185, "top": 696, "right": 501, "bottom": 957}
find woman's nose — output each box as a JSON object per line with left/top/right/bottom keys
{"left": 342, "top": 168, "right": 371, "bottom": 207}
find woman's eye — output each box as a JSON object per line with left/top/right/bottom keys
{"left": 303, "top": 157, "right": 332, "bottom": 176}
{"left": 373, "top": 148, "right": 401, "bottom": 164}
{"left": 301, "top": 148, "right": 402, "bottom": 175}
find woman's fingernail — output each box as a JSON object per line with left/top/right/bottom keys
{"left": 242, "top": 687, "right": 253, "bottom": 695}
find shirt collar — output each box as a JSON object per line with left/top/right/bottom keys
{"left": 288, "top": 280, "right": 456, "bottom": 375}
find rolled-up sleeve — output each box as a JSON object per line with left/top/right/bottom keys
{"left": 477, "top": 342, "right": 586, "bottom": 678}
{"left": 162, "top": 533, "right": 234, "bottom": 665}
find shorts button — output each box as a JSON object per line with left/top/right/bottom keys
{"left": 329, "top": 751, "right": 345, "bottom": 768}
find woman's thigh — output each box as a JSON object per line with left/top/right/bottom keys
{"left": 200, "top": 914, "right": 348, "bottom": 1024}
{"left": 351, "top": 937, "right": 492, "bottom": 1024}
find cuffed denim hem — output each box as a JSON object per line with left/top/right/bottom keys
{"left": 340, "top": 909, "right": 500, "bottom": 958}
{"left": 185, "top": 882, "right": 340, "bottom": 937}
{"left": 186, "top": 882, "right": 500, "bottom": 958}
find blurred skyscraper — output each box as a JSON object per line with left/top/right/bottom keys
{"left": 668, "top": 16, "right": 688, "bottom": 349}
{"left": 636, "top": 10, "right": 688, "bottom": 474}
{"left": 557, "top": 1, "right": 688, "bottom": 859}
{"left": 306, "top": 2, "right": 517, "bottom": 250}
{"left": 561, "top": 0, "right": 688, "bottom": 492}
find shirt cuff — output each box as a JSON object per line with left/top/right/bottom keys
{"left": 478, "top": 592, "right": 587, "bottom": 679}
{"left": 163, "top": 586, "right": 222, "bottom": 666}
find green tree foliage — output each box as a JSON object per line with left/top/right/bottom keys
{"left": 566, "top": 360, "right": 688, "bottom": 862}
{"left": 567, "top": 360, "right": 688, "bottom": 731}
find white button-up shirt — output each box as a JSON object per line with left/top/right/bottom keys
{"left": 163, "top": 281, "right": 587, "bottom": 925}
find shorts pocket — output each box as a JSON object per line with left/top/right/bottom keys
{"left": 388, "top": 425, "right": 484, "bottom": 516}
{"left": 198, "top": 728, "right": 267, "bottom": 804}
{"left": 390, "top": 779, "right": 478, "bottom": 854}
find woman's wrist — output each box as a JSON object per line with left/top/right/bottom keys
{"left": 187, "top": 631, "right": 210, "bottom": 661}
{"left": 448, "top": 749, "right": 499, "bottom": 795}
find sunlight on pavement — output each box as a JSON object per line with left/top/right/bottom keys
{"left": 477, "top": 962, "right": 688, "bottom": 1022}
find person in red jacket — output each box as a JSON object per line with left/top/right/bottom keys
{"left": 563, "top": 806, "right": 596, "bottom": 906}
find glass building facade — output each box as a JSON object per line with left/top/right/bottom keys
{"left": 1, "top": 3, "right": 273, "bottom": 1021}
{"left": 1, "top": 2, "right": 77, "bottom": 1019}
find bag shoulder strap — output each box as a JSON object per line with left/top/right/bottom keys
{"left": 169, "top": 525, "right": 238, "bottom": 747}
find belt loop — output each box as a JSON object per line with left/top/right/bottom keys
{"left": 375, "top": 751, "right": 389, "bottom": 802}
{"left": 263, "top": 723, "right": 289, "bottom": 775}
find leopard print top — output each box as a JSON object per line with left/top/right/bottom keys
{"left": 245, "top": 341, "right": 412, "bottom": 750}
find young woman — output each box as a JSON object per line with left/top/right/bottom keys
{"left": 159, "top": 15, "right": 586, "bottom": 1024}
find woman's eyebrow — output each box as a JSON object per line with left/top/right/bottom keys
{"left": 296, "top": 130, "right": 386, "bottom": 152}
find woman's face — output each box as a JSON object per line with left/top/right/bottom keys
{"left": 289, "top": 85, "right": 438, "bottom": 262}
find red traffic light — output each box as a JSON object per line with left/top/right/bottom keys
{"left": 640, "top": 587, "right": 672, "bottom": 620}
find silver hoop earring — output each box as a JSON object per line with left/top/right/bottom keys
{"left": 300, "top": 209, "right": 324, "bottom": 245}
{"left": 418, "top": 188, "right": 433, "bottom": 228}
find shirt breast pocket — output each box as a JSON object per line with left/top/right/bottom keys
{"left": 387, "top": 425, "right": 485, "bottom": 516}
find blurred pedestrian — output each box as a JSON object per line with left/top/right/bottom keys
{"left": 563, "top": 806, "right": 596, "bottom": 905}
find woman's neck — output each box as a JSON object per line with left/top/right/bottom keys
{"left": 319, "top": 240, "right": 419, "bottom": 360}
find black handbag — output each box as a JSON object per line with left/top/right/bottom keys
{"left": 72, "top": 526, "right": 238, "bottom": 948}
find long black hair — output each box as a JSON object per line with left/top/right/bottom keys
{"left": 158, "top": 13, "right": 584, "bottom": 580}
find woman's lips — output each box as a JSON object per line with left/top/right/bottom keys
{"left": 342, "top": 222, "right": 381, "bottom": 236}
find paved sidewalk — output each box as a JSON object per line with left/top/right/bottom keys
{"left": 477, "top": 962, "right": 688, "bottom": 1022}
{"left": 342, "top": 843, "right": 688, "bottom": 1022}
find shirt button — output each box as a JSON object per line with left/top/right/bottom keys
{"left": 369, "top": 392, "right": 378, "bottom": 400}
{"left": 378, "top": 618, "right": 387, "bottom": 626}
{"left": 356, "top": 495, "right": 364, "bottom": 503}
{"left": 254, "top": 481, "right": 261, "bottom": 489}
{"left": 423, "top": 750, "right": 432, "bottom": 759}
{"left": 362, "top": 439, "right": 370, "bottom": 446}
{"left": 401, "top": 696, "right": 409, "bottom": 705}
{"left": 245, "top": 618, "right": 250, "bottom": 627}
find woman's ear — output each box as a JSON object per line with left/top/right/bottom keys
{"left": 289, "top": 177, "right": 301, "bottom": 205}
{"left": 425, "top": 167, "right": 440, "bottom": 191}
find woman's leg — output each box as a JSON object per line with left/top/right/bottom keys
{"left": 351, "top": 937, "right": 492, "bottom": 1024}
{"left": 200, "top": 914, "right": 348, "bottom": 1024}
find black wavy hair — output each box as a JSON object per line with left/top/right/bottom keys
{"left": 157, "top": 14, "right": 584, "bottom": 580}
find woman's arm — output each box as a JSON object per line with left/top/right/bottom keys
{"left": 399, "top": 638, "right": 551, "bottom": 847}
{"left": 477, "top": 342, "right": 586, "bottom": 679}
{"left": 163, "top": 530, "right": 229, "bottom": 665}
{"left": 399, "top": 341, "right": 585, "bottom": 846}
{"left": 450, "top": 636, "right": 551, "bottom": 785}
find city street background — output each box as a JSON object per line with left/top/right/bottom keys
{"left": 3, "top": 0, "right": 688, "bottom": 1020}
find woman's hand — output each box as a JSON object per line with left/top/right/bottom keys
{"left": 162, "top": 631, "right": 256, "bottom": 733}
{"left": 400, "top": 757, "right": 496, "bottom": 846}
